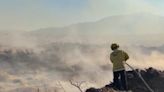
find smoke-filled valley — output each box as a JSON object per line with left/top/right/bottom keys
{"left": 0, "top": 41, "right": 164, "bottom": 92}
{"left": 0, "top": 14, "right": 164, "bottom": 92}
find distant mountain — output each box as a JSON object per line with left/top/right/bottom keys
{"left": 0, "top": 13, "right": 163, "bottom": 45}
{"left": 27, "top": 13, "right": 164, "bottom": 44}
{"left": 32, "top": 13, "right": 164, "bottom": 34}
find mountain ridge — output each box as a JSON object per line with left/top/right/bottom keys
{"left": 31, "top": 13, "right": 164, "bottom": 34}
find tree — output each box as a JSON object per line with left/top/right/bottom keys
{"left": 69, "top": 80, "right": 85, "bottom": 92}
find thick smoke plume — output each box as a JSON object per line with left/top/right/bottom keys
{"left": 0, "top": 37, "right": 164, "bottom": 92}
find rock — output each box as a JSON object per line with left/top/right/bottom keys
{"left": 86, "top": 68, "right": 164, "bottom": 92}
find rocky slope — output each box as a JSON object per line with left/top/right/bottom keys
{"left": 86, "top": 68, "right": 164, "bottom": 92}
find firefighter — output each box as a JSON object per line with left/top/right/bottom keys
{"left": 110, "top": 43, "right": 129, "bottom": 91}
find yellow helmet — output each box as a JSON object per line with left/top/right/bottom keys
{"left": 111, "top": 43, "right": 119, "bottom": 50}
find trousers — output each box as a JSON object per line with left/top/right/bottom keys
{"left": 113, "top": 70, "right": 128, "bottom": 90}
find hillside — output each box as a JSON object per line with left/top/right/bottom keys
{"left": 86, "top": 68, "right": 164, "bottom": 92}
{"left": 26, "top": 13, "right": 164, "bottom": 44}
{"left": 0, "top": 13, "right": 164, "bottom": 45}
{"left": 31, "top": 13, "right": 164, "bottom": 35}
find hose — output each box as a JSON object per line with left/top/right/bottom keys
{"left": 125, "top": 63, "right": 155, "bottom": 92}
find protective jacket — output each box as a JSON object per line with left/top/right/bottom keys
{"left": 110, "top": 49, "right": 129, "bottom": 71}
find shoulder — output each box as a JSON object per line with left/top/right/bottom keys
{"left": 118, "top": 50, "right": 128, "bottom": 56}
{"left": 119, "top": 50, "right": 126, "bottom": 53}
{"left": 116, "top": 50, "right": 124, "bottom": 53}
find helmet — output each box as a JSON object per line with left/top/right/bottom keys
{"left": 111, "top": 43, "right": 119, "bottom": 50}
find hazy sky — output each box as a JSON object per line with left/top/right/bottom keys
{"left": 0, "top": 0, "right": 164, "bottom": 31}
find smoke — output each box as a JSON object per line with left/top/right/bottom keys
{"left": 0, "top": 42, "right": 111, "bottom": 91}
{"left": 127, "top": 45, "right": 164, "bottom": 70}
{"left": 0, "top": 39, "right": 164, "bottom": 92}
{"left": 82, "top": 0, "right": 161, "bottom": 21}
{"left": 0, "top": 15, "right": 164, "bottom": 92}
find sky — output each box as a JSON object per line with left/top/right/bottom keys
{"left": 0, "top": 0, "right": 164, "bottom": 31}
